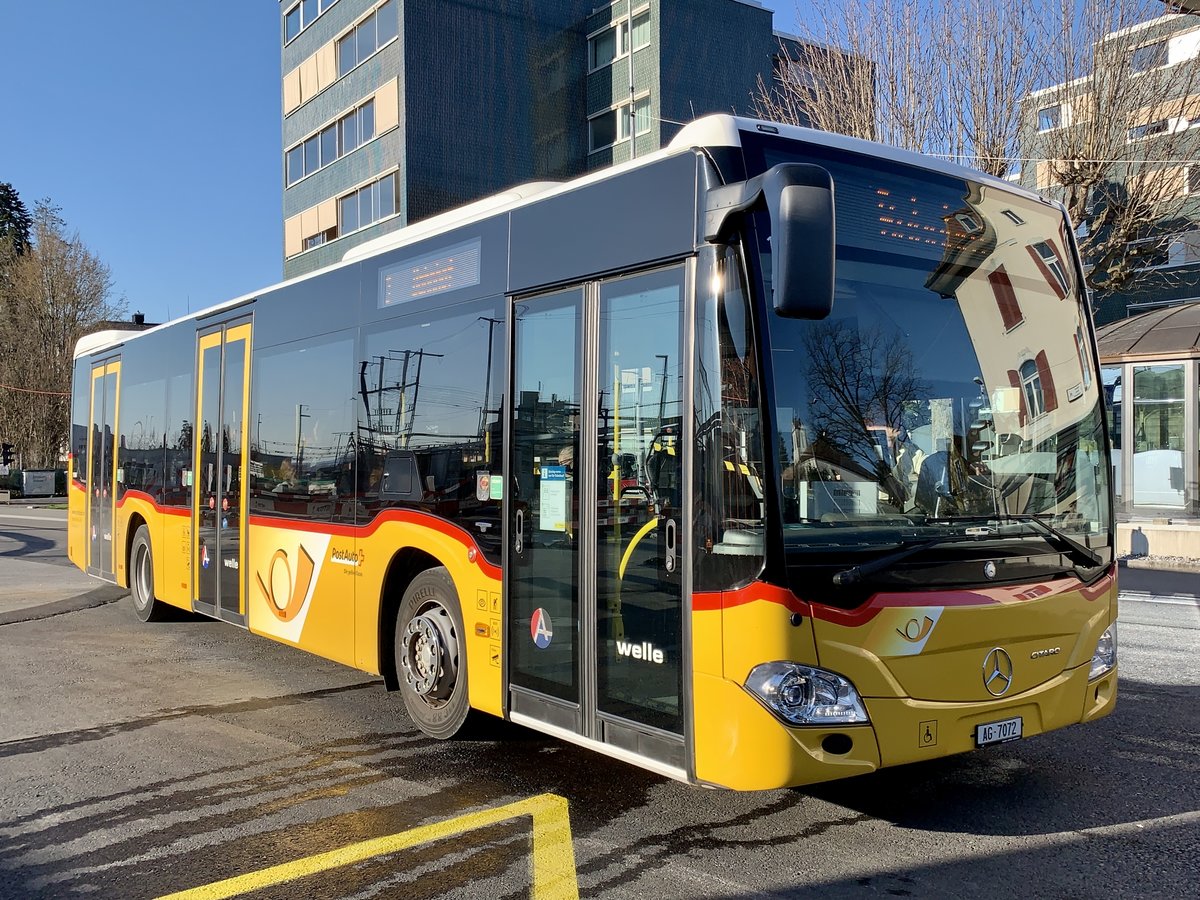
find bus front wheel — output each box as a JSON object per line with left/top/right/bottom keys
{"left": 129, "top": 525, "right": 167, "bottom": 623}
{"left": 394, "top": 567, "right": 473, "bottom": 739}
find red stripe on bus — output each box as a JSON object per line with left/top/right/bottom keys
{"left": 247, "top": 509, "right": 502, "bottom": 580}
{"left": 808, "top": 575, "right": 1113, "bottom": 628}
{"left": 694, "top": 571, "right": 1114, "bottom": 625}
{"left": 115, "top": 490, "right": 190, "bottom": 517}
{"left": 693, "top": 583, "right": 810, "bottom": 615}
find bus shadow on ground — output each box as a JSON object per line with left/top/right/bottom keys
{"left": 0, "top": 529, "right": 56, "bottom": 558}
{"left": 803, "top": 676, "right": 1199, "bottom": 838}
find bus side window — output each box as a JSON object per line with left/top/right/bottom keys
{"left": 694, "top": 244, "right": 767, "bottom": 591}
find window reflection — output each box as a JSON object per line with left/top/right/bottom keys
{"left": 357, "top": 301, "right": 504, "bottom": 559}
{"left": 250, "top": 334, "right": 356, "bottom": 523}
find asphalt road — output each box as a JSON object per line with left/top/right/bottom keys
{"left": 1, "top": 508, "right": 1197, "bottom": 899}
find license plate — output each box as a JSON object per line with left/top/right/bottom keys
{"left": 975, "top": 716, "right": 1023, "bottom": 747}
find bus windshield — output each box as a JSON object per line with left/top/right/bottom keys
{"left": 745, "top": 137, "right": 1111, "bottom": 558}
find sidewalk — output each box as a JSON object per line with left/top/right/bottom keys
{"left": 0, "top": 494, "right": 69, "bottom": 508}
{"left": 1120, "top": 555, "right": 1200, "bottom": 574}
{"left": 0, "top": 552, "right": 125, "bottom": 627}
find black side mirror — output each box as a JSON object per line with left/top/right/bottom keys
{"left": 705, "top": 163, "right": 835, "bottom": 319}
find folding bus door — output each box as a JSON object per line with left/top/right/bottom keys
{"left": 193, "top": 318, "right": 252, "bottom": 625}
{"left": 507, "top": 265, "right": 689, "bottom": 777}
{"left": 87, "top": 358, "right": 120, "bottom": 580}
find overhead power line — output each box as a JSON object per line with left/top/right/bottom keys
{"left": 0, "top": 382, "right": 70, "bottom": 397}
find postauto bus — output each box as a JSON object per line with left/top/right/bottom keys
{"left": 68, "top": 115, "right": 1116, "bottom": 790}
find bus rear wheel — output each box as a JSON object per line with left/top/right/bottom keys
{"left": 129, "top": 525, "right": 167, "bottom": 623}
{"left": 395, "top": 567, "right": 474, "bottom": 739}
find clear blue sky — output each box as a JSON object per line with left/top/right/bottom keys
{"left": 0, "top": 1, "right": 798, "bottom": 327}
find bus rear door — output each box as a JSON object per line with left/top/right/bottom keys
{"left": 87, "top": 357, "right": 120, "bottom": 580}
{"left": 193, "top": 318, "right": 252, "bottom": 625}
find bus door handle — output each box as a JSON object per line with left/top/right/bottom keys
{"left": 664, "top": 517, "right": 677, "bottom": 574}
{"left": 514, "top": 508, "right": 525, "bottom": 557}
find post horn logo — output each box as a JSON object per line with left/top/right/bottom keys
{"left": 256, "top": 544, "right": 315, "bottom": 622}
{"left": 897, "top": 616, "right": 935, "bottom": 643}
{"left": 982, "top": 647, "right": 1014, "bottom": 697}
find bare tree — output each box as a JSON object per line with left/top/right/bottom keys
{"left": 754, "top": 0, "right": 1039, "bottom": 178}
{"left": 755, "top": 0, "right": 1200, "bottom": 297}
{"left": 0, "top": 200, "right": 125, "bottom": 469}
{"left": 1029, "top": 1, "right": 1200, "bottom": 295}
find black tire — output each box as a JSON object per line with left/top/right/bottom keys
{"left": 394, "top": 567, "right": 474, "bottom": 739}
{"left": 129, "top": 524, "right": 167, "bottom": 623}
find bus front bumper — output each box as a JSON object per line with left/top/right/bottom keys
{"left": 692, "top": 664, "right": 1116, "bottom": 791}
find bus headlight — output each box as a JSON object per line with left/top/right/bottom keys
{"left": 1089, "top": 623, "right": 1117, "bottom": 680}
{"left": 744, "top": 662, "right": 870, "bottom": 726}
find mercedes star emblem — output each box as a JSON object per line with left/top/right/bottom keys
{"left": 982, "top": 647, "right": 1014, "bottom": 697}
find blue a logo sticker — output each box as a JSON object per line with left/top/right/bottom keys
{"left": 530, "top": 608, "right": 553, "bottom": 649}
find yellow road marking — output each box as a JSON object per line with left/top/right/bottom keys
{"left": 158, "top": 793, "right": 578, "bottom": 900}
{"left": 619, "top": 517, "right": 659, "bottom": 580}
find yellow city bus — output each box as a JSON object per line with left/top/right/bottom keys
{"left": 68, "top": 116, "right": 1117, "bottom": 790}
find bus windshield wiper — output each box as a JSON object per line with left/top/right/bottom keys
{"left": 999, "top": 514, "right": 1105, "bottom": 569}
{"left": 930, "top": 514, "right": 1105, "bottom": 570}
{"left": 831, "top": 533, "right": 988, "bottom": 586}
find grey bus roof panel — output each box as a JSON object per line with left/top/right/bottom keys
{"left": 508, "top": 151, "right": 700, "bottom": 293}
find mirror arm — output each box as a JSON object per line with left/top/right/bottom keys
{"left": 704, "top": 174, "right": 769, "bottom": 243}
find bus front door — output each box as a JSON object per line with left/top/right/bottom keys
{"left": 508, "top": 266, "right": 688, "bottom": 778}
{"left": 87, "top": 358, "right": 120, "bottom": 580}
{"left": 193, "top": 319, "right": 252, "bottom": 625}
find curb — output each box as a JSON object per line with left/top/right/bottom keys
{"left": 0, "top": 584, "right": 126, "bottom": 627}
{"left": 1119, "top": 558, "right": 1200, "bottom": 574}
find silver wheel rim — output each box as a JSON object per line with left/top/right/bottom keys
{"left": 399, "top": 602, "right": 459, "bottom": 706}
{"left": 134, "top": 544, "right": 152, "bottom": 609}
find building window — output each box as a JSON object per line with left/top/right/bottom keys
{"left": 1132, "top": 40, "right": 1168, "bottom": 73}
{"left": 590, "top": 26, "right": 618, "bottom": 70}
{"left": 1129, "top": 231, "right": 1200, "bottom": 269}
{"left": 1037, "top": 105, "right": 1061, "bottom": 132}
{"left": 286, "top": 98, "right": 376, "bottom": 186}
{"left": 588, "top": 96, "right": 651, "bottom": 152}
{"left": 284, "top": 0, "right": 339, "bottom": 44}
{"left": 304, "top": 227, "right": 337, "bottom": 251}
{"left": 339, "top": 172, "right": 398, "bottom": 237}
{"left": 1020, "top": 359, "right": 1044, "bottom": 420}
{"left": 587, "top": 9, "right": 650, "bottom": 72}
{"left": 1001, "top": 209, "right": 1026, "bottom": 226}
{"left": 1132, "top": 364, "right": 1185, "bottom": 508}
{"left": 1029, "top": 240, "right": 1070, "bottom": 299}
{"left": 1188, "top": 165, "right": 1200, "bottom": 195}
{"left": 1128, "top": 119, "right": 1170, "bottom": 141}
{"left": 1074, "top": 327, "right": 1092, "bottom": 389}
{"left": 337, "top": 0, "right": 397, "bottom": 78}
{"left": 988, "top": 266, "right": 1023, "bottom": 331}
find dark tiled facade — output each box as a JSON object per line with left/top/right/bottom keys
{"left": 280, "top": 0, "right": 799, "bottom": 277}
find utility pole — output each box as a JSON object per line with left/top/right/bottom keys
{"left": 405, "top": 348, "right": 444, "bottom": 447}
{"left": 655, "top": 353, "right": 669, "bottom": 422}
{"left": 627, "top": 0, "right": 637, "bottom": 159}
{"left": 294, "top": 404, "right": 309, "bottom": 470}
{"left": 478, "top": 316, "right": 502, "bottom": 437}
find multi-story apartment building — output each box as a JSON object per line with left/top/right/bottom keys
{"left": 279, "top": 0, "right": 805, "bottom": 277}
{"left": 1019, "top": 13, "right": 1200, "bottom": 326}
